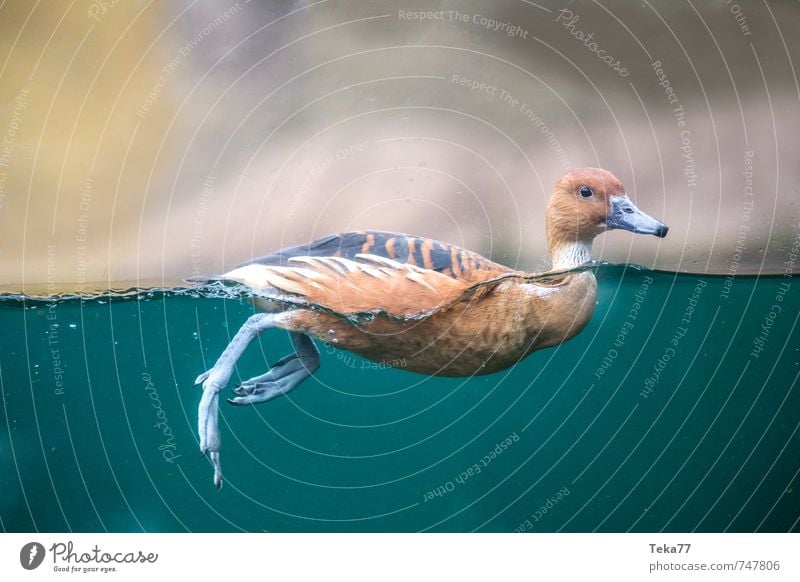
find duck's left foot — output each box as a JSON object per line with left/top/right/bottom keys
{"left": 194, "top": 370, "right": 210, "bottom": 386}
{"left": 196, "top": 313, "right": 276, "bottom": 489}
{"left": 194, "top": 314, "right": 322, "bottom": 488}
{"left": 198, "top": 378, "right": 224, "bottom": 489}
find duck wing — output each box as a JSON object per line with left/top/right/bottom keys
{"left": 222, "top": 253, "right": 474, "bottom": 318}
{"left": 241, "top": 230, "right": 509, "bottom": 284}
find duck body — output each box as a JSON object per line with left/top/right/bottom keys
{"left": 284, "top": 273, "right": 597, "bottom": 376}
{"left": 259, "top": 234, "right": 599, "bottom": 376}
{"left": 193, "top": 167, "right": 668, "bottom": 487}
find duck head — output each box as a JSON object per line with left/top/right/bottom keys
{"left": 546, "top": 167, "right": 668, "bottom": 269}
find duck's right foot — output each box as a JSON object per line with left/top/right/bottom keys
{"left": 228, "top": 351, "right": 318, "bottom": 406}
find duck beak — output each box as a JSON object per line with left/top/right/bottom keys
{"left": 606, "top": 196, "right": 669, "bottom": 238}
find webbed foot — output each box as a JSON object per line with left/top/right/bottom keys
{"left": 193, "top": 319, "right": 319, "bottom": 488}
{"left": 198, "top": 373, "right": 225, "bottom": 489}
{"left": 194, "top": 313, "right": 276, "bottom": 488}
{"left": 228, "top": 353, "right": 315, "bottom": 406}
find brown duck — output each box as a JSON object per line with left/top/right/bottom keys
{"left": 193, "top": 167, "right": 668, "bottom": 487}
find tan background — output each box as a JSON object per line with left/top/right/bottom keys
{"left": 0, "top": 0, "right": 798, "bottom": 293}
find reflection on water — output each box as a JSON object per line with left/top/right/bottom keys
{"left": 0, "top": 265, "right": 797, "bottom": 532}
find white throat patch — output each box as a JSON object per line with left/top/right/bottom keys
{"left": 551, "top": 241, "right": 592, "bottom": 270}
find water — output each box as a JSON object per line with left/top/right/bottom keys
{"left": 1, "top": 266, "right": 797, "bottom": 532}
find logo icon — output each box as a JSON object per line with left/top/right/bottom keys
{"left": 20, "top": 542, "right": 45, "bottom": 570}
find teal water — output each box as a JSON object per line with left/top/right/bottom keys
{"left": 1, "top": 266, "right": 797, "bottom": 532}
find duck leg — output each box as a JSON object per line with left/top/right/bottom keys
{"left": 228, "top": 332, "right": 320, "bottom": 405}
{"left": 194, "top": 313, "right": 278, "bottom": 488}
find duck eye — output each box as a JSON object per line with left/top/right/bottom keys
{"left": 579, "top": 186, "right": 593, "bottom": 198}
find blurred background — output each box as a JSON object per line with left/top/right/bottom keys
{"left": 0, "top": 0, "right": 798, "bottom": 293}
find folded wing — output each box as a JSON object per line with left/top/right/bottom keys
{"left": 241, "top": 230, "right": 510, "bottom": 284}
{"left": 223, "top": 254, "right": 475, "bottom": 318}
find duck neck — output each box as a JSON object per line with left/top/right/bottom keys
{"left": 549, "top": 240, "right": 593, "bottom": 270}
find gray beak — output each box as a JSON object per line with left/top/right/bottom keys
{"left": 606, "top": 196, "right": 669, "bottom": 238}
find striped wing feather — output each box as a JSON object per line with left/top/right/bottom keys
{"left": 223, "top": 254, "right": 474, "bottom": 318}
{"left": 242, "top": 230, "right": 509, "bottom": 283}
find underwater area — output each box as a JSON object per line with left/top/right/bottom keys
{"left": 1, "top": 265, "right": 797, "bottom": 533}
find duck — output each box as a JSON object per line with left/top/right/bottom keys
{"left": 193, "top": 167, "right": 668, "bottom": 487}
